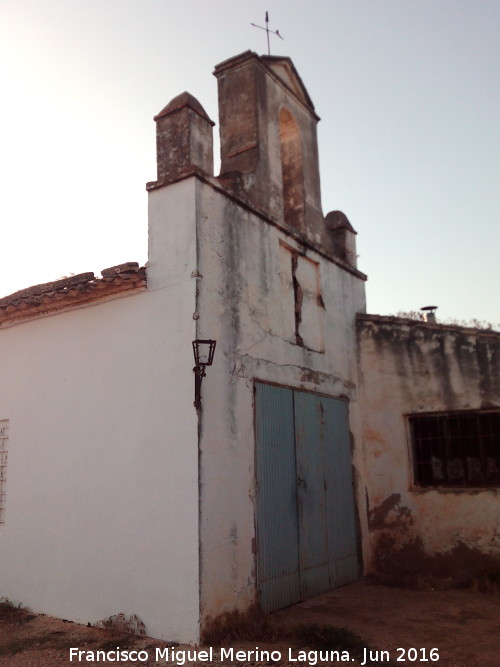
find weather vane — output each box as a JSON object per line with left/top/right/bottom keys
{"left": 251, "top": 11, "right": 284, "bottom": 56}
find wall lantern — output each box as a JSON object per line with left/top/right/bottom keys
{"left": 192, "top": 339, "right": 216, "bottom": 413}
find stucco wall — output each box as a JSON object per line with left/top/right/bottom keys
{"left": 357, "top": 314, "right": 500, "bottom": 583}
{"left": 196, "top": 180, "right": 367, "bottom": 623}
{"left": 0, "top": 179, "right": 200, "bottom": 643}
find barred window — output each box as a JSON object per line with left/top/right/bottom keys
{"left": 409, "top": 411, "right": 500, "bottom": 487}
{"left": 0, "top": 420, "right": 8, "bottom": 523}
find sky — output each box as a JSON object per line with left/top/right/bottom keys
{"left": 1, "top": 0, "right": 498, "bottom": 326}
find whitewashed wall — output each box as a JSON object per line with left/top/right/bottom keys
{"left": 0, "top": 179, "right": 200, "bottom": 643}
{"left": 195, "top": 180, "right": 367, "bottom": 622}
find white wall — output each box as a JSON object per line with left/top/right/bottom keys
{"left": 0, "top": 179, "right": 200, "bottom": 643}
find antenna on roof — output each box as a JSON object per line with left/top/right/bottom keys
{"left": 251, "top": 11, "right": 284, "bottom": 56}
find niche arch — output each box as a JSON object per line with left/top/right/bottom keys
{"left": 279, "top": 108, "right": 305, "bottom": 231}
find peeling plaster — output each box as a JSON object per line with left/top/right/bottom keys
{"left": 234, "top": 354, "right": 355, "bottom": 397}
{"left": 358, "top": 316, "right": 500, "bottom": 582}
{"left": 368, "top": 493, "right": 414, "bottom": 531}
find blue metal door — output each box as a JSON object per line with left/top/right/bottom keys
{"left": 322, "top": 397, "right": 360, "bottom": 587}
{"left": 294, "top": 391, "right": 330, "bottom": 599}
{"left": 255, "top": 383, "right": 301, "bottom": 612}
{"left": 255, "top": 382, "right": 359, "bottom": 612}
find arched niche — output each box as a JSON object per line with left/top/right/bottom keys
{"left": 279, "top": 108, "right": 305, "bottom": 231}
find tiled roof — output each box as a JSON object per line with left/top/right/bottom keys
{"left": 0, "top": 262, "right": 146, "bottom": 327}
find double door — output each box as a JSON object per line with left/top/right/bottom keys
{"left": 255, "top": 382, "right": 359, "bottom": 612}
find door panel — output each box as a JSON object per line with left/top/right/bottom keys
{"left": 322, "top": 397, "right": 360, "bottom": 587}
{"left": 255, "top": 383, "right": 301, "bottom": 611}
{"left": 294, "top": 391, "right": 330, "bottom": 599}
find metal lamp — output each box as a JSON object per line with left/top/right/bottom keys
{"left": 192, "top": 340, "right": 216, "bottom": 412}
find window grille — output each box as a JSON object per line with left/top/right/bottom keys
{"left": 0, "top": 420, "right": 8, "bottom": 523}
{"left": 409, "top": 411, "right": 500, "bottom": 487}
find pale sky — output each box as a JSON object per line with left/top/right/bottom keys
{"left": 1, "top": 0, "right": 498, "bottom": 326}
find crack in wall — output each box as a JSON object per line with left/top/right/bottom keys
{"left": 291, "top": 253, "right": 304, "bottom": 346}
{"left": 233, "top": 354, "right": 355, "bottom": 395}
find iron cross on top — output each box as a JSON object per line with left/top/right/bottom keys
{"left": 251, "top": 11, "right": 284, "bottom": 55}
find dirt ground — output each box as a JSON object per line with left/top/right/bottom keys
{"left": 0, "top": 579, "right": 499, "bottom": 667}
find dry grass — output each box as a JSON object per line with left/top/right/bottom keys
{"left": 201, "top": 604, "right": 283, "bottom": 644}
{"left": 0, "top": 599, "right": 145, "bottom": 658}
{"left": 94, "top": 612, "right": 146, "bottom": 636}
{"left": 201, "top": 604, "right": 395, "bottom": 666}
{"left": 0, "top": 598, "right": 35, "bottom": 626}
{"left": 0, "top": 629, "right": 79, "bottom": 657}
{"left": 470, "top": 569, "right": 500, "bottom": 595}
